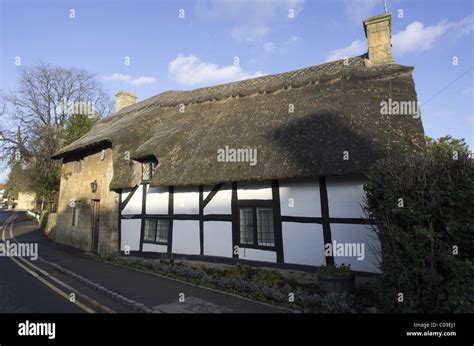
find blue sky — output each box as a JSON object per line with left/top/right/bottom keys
{"left": 0, "top": 0, "right": 473, "bottom": 182}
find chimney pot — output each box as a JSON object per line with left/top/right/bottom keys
{"left": 115, "top": 90, "right": 137, "bottom": 112}
{"left": 363, "top": 13, "right": 394, "bottom": 67}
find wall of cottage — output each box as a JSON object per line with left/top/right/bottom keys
{"left": 120, "top": 176, "right": 381, "bottom": 273}
{"left": 56, "top": 148, "right": 119, "bottom": 257}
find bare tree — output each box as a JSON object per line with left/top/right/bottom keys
{"left": 0, "top": 62, "right": 112, "bottom": 201}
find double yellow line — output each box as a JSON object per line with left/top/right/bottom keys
{"left": 1, "top": 213, "right": 115, "bottom": 313}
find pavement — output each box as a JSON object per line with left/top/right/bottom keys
{"left": 0, "top": 210, "right": 286, "bottom": 313}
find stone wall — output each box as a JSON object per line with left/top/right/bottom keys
{"left": 40, "top": 211, "right": 58, "bottom": 239}
{"left": 17, "top": 191, "right": 37, "bottom": 210}
{"left": 56, "top": 147, "right": 119, "bottom": 257}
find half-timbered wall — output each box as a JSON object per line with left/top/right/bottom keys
{"left": 119, "top": 176, "right": 381, "bottom": 273}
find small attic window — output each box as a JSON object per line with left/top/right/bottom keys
{"left": 141, "top": 158, "right": 158, "bottom": 181}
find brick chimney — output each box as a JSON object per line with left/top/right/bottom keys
{"left": 115, "top": 91, "right": 137, "bottom": 112}
{"left": 363, "top": 13, "right": 394, "bottom": 67}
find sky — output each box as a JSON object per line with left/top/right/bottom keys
{"left": 0, "top": 0, "right": 473, "bottom": 182}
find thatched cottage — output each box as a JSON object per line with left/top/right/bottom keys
{"left": 52, "top": 13, "right": 425, "bottom": 273}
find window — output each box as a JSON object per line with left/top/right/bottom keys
{"left": 238, "top": 206, "right": 275, "bottom": 248}
{"left": 71, "top": 204, "right": 79, "bottom": 226}
{"left": 256, "top": 208, "right": 274, "bottom": 246}
{"left": 142, "top": 160, "right": 158, "bottom": 181}
{"left": 239, "top": 208, "right": 254, "bottom": 245}
{"left": 75, "top": 159, "right": 83, "bottom": 173}
{"left": 143, "top": 218, "right": 169, "bottom": 244}
{"left": 144, "top": 219, "right": 156, "bottom": 241}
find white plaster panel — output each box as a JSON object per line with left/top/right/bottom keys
{"left": 203, "top": 221, "right": 233, "bottom": 258}
{"left": 174, "top": 187, "right": 199, "bottom": 214}
{"left": 142, "top": 243, "right": 168, "bottom": 253}
{"left": 330, "top": 223, "right": 381, "bottom": 273}
{"left": 120, "top": 219, "right": 141, "bottom": 251}
{"left": 238, "top": 248, "right": 277, "bottom": 263}
{"left": 172, "top": 220, "right": 200, "bottom": 255}
{"left": 326, "top": 176, "right": 366, "bottom": 218}
{"left": 203, "top": 186, "right": 211, "bottom": 200}
{"left": 203, "top": 184, "right": 232, "bottom": 215}
{"left": 282, "top": 222, "right": 326, "bottom": 266}
{"left": 121, "top": 185, "right": 143, "bottom": 215}
{"left": 121, "top": 188, "right": 131, "bottom": 203}
{"left": 146, "top": 186, "right": 169, "bottom": 215}
{"left": 237, "top": 181, "right": 272, "bottom": 200}
{"left": 279, "top": 179, "right": 321, "bottom": 217}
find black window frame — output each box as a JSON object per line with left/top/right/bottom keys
{"left": 142, "top": 217, "right": 169, "bottom": 246}
{"left": 237, "top": 202, "right": 276, "bottom": 251}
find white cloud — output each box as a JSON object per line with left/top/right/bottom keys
{"left": 168, "top": 54, "right": 264, "bottom": 87}
{"left": 104, "top": 73, "right": 157, "bottom": 86}
{"left": 264, "top": 35, "right": 301, "bottom": 55}
{"left": 392, "top": 15, "right": 473, "bottom": 56}
{"left": 264, "top": 42, "right": 277, "bottom": 54}
{"left": 232, "top": 24, "right": 269, "bottom": 43}
{"left": 392, "top": 21, "right": 448, "bottom": 55}
{"left": 198, "top": 0, "right": 304, "bottom": 20}
{"left": 451, "top": 14, "right": 474, "bottom": 37}
{"left": 129, "top": 76, "right": 157, "bottom": 86}
{"left": 105, "top": 73, "right": 131, "bottom": 82}
{"left": 197, "top": 0, "right": 304, "bottom": 43}
{"left": 325, "top": 15, "right": 473, "bottom": 61}
{"left": 325, "top": 39, "right": 366, "bottom": 62}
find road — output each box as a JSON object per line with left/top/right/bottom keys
{"left": 0, "top": 210, "right": 83, "bottom": 312}
{"left": 0, "top": 210, "right": 135, "bottom": 313}
{"left": 0, "top": 209, "right": 286, "bottom": 313}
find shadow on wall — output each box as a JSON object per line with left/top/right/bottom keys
{"left": 51, "top": 199, "right": 119, "bottom": 258}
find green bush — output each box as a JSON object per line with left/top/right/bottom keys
{"left": 364, "top": 141, "right": 474, "bottom": 312}
{"left": 224, "top": 264, "right": 252, "bottom": 280}
{"left": 317, "top": 264, "right": 352, "bottom": 277}
{"left": 252, "top": 269, "right": 285, "bottom": 287}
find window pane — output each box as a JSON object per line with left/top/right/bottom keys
{"left": 142, "top": 162, "right": 151, "bottom": 181}
{"left": 257, "top": 208, "right": 274, "bottom": 247}
{"left": 239, "top": 207, "right": 254, "bottom": 245}
{"left": 155, "top": 219, "right": 169, "bottom": 243}
{"left": 144, "top": 219, "right": 156, "bottom": 241}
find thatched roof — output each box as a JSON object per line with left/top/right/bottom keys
{"left": 52, "top": 55, "right": 425, "bottom": 189}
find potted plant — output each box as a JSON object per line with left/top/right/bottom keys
{"left": 317, "top": 264, "right": 355, "bottom": 294}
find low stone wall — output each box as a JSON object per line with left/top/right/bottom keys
{"left": 40, "top": 211, "right": 58, "bottom": 239}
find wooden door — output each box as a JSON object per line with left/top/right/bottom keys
{"left": 91, "top": 200, "right": 100, "bottom": 253}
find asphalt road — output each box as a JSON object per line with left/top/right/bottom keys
{"left": 0, "top": 209, "right": 286, "bottom": 313}
{"left": 0, "top": 210, "right": 83, "bottom": 313}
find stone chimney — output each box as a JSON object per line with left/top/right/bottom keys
{"left": 363, "top": 13, "right": 394, "bottom": 67}
{"left": 115, "top": 90, "right": 137, "bottom": 112}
